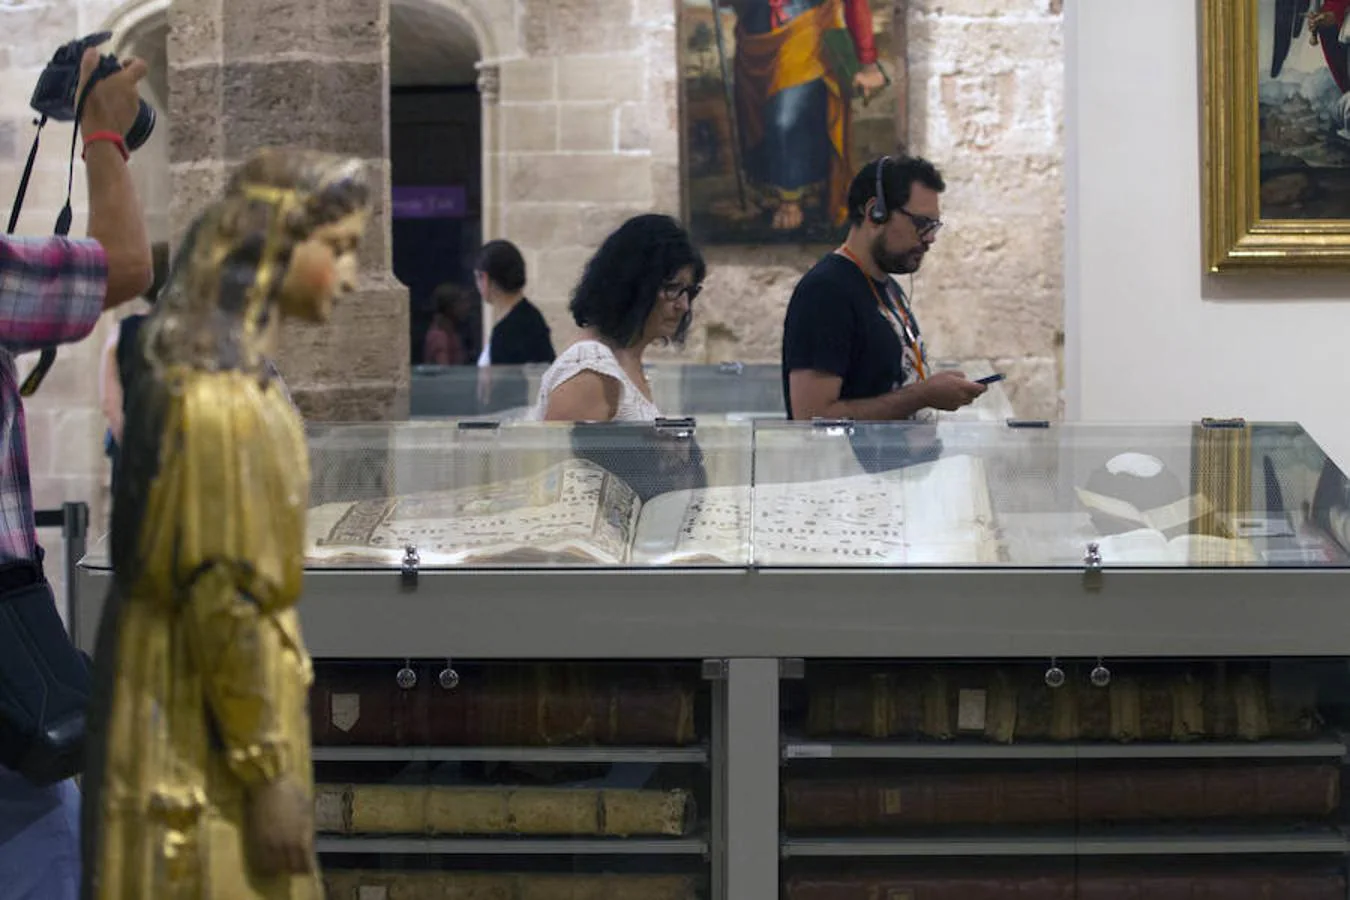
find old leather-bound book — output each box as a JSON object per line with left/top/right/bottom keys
{"left": 783, "top": 764, "right": 1338, "bottom": 828}
{"left": 315, "top": 784, "right": 696, "bottom": 837}
{"left": 785, "top": 871, "right": 1345, "bottom": 899}
{"left": 802, "top": 662, "right": 1319, "bottom": 743}
{"left": 310, "top": 662, "right": 432, "bottom": 746}
{"left": 311, "top": 663, "right": 699, "bottom": 747}
{"left": 323, "top": 871, "right": 700, "bottom": 900}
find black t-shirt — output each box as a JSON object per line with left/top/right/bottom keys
{"left": 780, "top": 252, "right": 914, "bottom": 419}
{"left": 490, "top": 298, "right": 556, "bottom": 365}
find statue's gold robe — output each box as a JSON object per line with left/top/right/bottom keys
{"left": 83, "top": 365, "right": 321, "bottom": 900}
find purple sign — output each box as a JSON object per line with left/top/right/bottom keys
{"left": 392, "top": 185, "right": 468, "bottom": 220}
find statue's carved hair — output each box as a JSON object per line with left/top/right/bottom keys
{"left": 146, "top": 148, "right": 370, "bottom": 371}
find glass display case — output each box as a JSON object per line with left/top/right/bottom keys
{"left": 409, "top": 361, "right": 1017, "bottom": 423}
{"left": 74, "top": 418, "right": 1350, "bottom": 900}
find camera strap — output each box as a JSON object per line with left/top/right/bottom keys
{"left": 10, "top": 96, "right": 85, "bottom": 397}
{"left": 5, "top": 115, "right": 47, "bottom": 237}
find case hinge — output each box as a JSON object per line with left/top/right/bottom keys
{"left": 1200, "top": 417, "right": 1247, "bottom": 429}
{"left": 655, "top": 416, "right": 697, "bottom": 438}
{"left": 810, "top": 417, "right": 855, "bottom": 436}
{"left": 701, "top": 659, "right": 728, "bottom": 681}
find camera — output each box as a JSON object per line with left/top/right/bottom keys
{"left": 29, "top": 31, "right": 155, "bottom": 151}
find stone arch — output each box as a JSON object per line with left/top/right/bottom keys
{"left": 100, "top": 0, "right": 171, "bottom": 247}
{"left": 393, "top": 0, "right": 499, "bottom": 62}
{"left": 101, "top": 0, "right": 168, "bottom": 55}
{"left": 391, "top": 0, "right": 505, "bottom": 241}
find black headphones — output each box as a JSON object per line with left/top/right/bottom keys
{"left": 868, "top": 155, "right": 892, "bottom": 224}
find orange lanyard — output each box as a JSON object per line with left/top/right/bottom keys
{"left": 837, "top": 246, "right": 927, "bottom": 380}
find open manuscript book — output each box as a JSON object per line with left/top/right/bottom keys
{"left": 1075, "top": 487, "right": 1260, "bottom": 565}
{"left": 306, "top": 454, "right": 999, "bottom": 566}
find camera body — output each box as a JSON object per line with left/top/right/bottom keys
{"left": 30, "top": 31, "right": 155, "bottom": 151}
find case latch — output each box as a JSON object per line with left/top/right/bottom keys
{"left": 655, "top": 416, "right": 696, "bottom": 438}
{"left": 1200, "top": 417, "right": 1247, "bottom": 429}
{"left": 458, "top": 420, "right": 502, "bottom": 431}
{"left": 401, "top": 544, "right": 420, "bottom": 588}
{"left": 1083, "top": 541, "right": 1103, "bottom": 591}
{"left": 1006, "top": 419, "right": 1051, "bottom": 429}
{"left": 717, "top": 360, "right": 745, "bottom": 375}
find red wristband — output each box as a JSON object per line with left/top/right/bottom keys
{"left": 82, "top": 131, "right": 129, "bottom": 162}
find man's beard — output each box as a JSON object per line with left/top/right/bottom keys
{"left": 871, "top": 233, "right": 924, "bottom": 275}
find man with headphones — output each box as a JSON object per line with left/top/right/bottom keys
{"left": 780, "top": 155, "right": 987, "bottom": 421}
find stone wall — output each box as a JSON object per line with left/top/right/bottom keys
{"left": 484, "top": 0, "right": 1065, "bottom": 418}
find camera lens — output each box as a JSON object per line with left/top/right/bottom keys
{"left": 124, "top": 100, "right": 155, "bottom": 151}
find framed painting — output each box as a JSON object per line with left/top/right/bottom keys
{"left": 1204, "top": 0, "right": 1350, "bottom": 270}
{"left": 678, "top": 0, "right": 908, "bottom": 245}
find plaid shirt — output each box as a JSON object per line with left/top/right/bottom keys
{"left": 0, "top": 235, "right": 107, "bottom": 564}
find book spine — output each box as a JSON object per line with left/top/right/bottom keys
{"left": 324, "top": 872, "right": 700, "bottom": 900}
{"left": 804, "top": 663, "right": 1318, "bottom": 743}
{"left": 311, "top": 663, "right": 698, "bottom": 746}
{"left": 783, "top": 765, "right": 1339, "bottom": 829}
{"left": 785, "top": 873, "right": 1345, "bottom": 900}
{"left": 316, "top": 784, "right": 695, "bottom": 837}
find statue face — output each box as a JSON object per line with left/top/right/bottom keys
{"left": 277, "top": 210, "right": 368, "bottom": 323}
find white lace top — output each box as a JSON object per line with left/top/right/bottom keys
{"left": 527, "top": 340, "right": 662, "bottom": 422}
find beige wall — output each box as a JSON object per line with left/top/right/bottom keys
{"left": 1067, "top": 0, "right": 1350, "bottom": 471}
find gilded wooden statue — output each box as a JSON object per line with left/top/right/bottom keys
{"left": 80, "top": 147, "right": 370, "bottom": 900}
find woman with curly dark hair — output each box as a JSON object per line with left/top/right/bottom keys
{"left": 529, "top": 214, "right": 705, "bottom": 421}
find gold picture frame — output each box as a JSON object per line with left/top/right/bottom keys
{"left": 1203, "top": 0, "right": 1350, "bottom": 272}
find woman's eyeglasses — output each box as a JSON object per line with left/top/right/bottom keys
{"left": 661, "top": 281, "right": 702, "bottom": 303}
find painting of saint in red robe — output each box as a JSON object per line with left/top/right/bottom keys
{"left": 1262, "top": 0, "right": 1350, "bottom": 218}
{"left": 681, "top": 0, "right": 898, "bottom": 243}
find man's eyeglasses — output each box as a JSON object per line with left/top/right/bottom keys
{"left": 897, "top": 208, "right": 943, "bottom": 238}
{"left": 661, "top": 281, "right": 702, "bottom": 303}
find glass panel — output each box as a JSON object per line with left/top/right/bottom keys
{"left": 314, "top": 658, "right": 713, "bottom": 898}
{"left": 750, "top": 420, "right": 1350, "bottom": 568}
{"left": 80, "top": 417, "right": 1350, "bottom": 572}
{"left": 409, "top": 363, "right": 548, "bottom": 420}
{"left": 302, "top": 420, "right": 753, "bottom": 569}
{"left": 408, "top": 362, "right": 790, "bottom": 422}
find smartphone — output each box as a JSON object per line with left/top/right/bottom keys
{"left": 975, "top": 373, "right": 1006, "bottom": 385}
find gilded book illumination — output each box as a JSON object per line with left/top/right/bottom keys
{"left": 80, "top": 148, "right": 371, "bottom": 900}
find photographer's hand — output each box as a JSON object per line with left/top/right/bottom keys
{"left": 77, "top": 47, "right": 152, "bottom": 309}
{"left": 76, "top": 46, "right": 148, "bottom": 138}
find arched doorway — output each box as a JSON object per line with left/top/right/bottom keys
{"left": 389, "top": 0, "right": 484, "bottom": 366}
{"left": 100, "top": 5, "right": 171, "bottom": 250}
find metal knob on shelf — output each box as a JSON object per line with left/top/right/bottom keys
{"left": 438, "top": 659, "right": 460, "bottom": 690}
{"left": 1044, "top": 659, "right": 1066, "bottom": 688}
{"left": 396, "top": 659, "right": 418, "bottom": 690}
{"left": 1090, "top": 658, "right": 1112, "bottom": 688}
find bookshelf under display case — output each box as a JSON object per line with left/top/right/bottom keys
{"left": 74, "top": 417, "right": 1350, "bottom": 899}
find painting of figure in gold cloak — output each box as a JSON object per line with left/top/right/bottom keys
{"left": 1261, "top": 0, "right": 1350, "bottom": 218}
{"left": 680, "top": 0, "right": 900, "bottom": 243}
